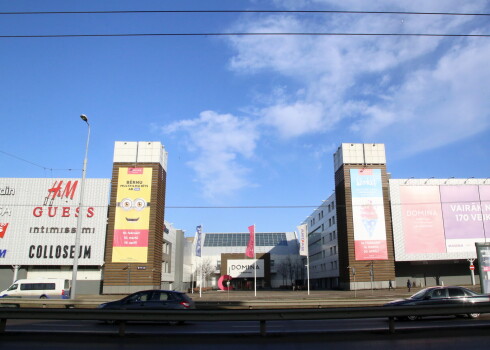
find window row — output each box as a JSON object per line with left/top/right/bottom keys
{"left": 203, "top": 233, "right": 288, "bottom": 247}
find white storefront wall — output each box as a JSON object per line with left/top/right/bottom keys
{"left": 0, "top": 178, "right": 110, "bottom": 266}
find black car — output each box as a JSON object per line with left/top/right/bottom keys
{"left": 384, "top": 286, "right": 489, "bottom": 320}
{"left": 97, "top": 290, "right": 196, "bottom": 310}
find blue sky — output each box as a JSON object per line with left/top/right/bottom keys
{"left": 1, "top": 0, "right": 490, "bottom": 236}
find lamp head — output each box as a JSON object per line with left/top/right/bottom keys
{"left": 80, "top": 114, "right": 88, "bottom": 123}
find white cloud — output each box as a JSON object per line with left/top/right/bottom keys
{"left": 261, "top": 102, "right": 326, "bottom": 138}
{"left": 162, "top": 1, "right": 490, "bottom": 199}
{"left": 359, "top": 38, "right": 490, "bottom": 155}
{"left": 225, "top": 0, "right": 490, "bottom": 155}
{"left": 163, "top": 111, "right": 259, "bottom": 200}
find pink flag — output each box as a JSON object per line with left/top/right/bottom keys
{"left": 245, "top": 225, "right": 255, "bottom": 258}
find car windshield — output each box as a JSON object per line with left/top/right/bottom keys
{"left": 6, "top": 284, "right": 18, "bottom": 291}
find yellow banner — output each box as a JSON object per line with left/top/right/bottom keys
{"left": 112, "top": 167, "right": 152, "bottom": 263}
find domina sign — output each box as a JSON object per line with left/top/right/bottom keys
{"left": 228, "top": 259, "right": 264, "bottom": 278}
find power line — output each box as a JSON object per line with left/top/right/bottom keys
{"left": 1, "top": 10, "right": 490, "bottom": 16}
{"left": 0, "top": 150, "right": 80, "bottom": 172}
{"left": 2, "top": 200, "right": 489, "bottom": 209}
{"left": 1, "top": 32, "right": 490, "bottom": 39}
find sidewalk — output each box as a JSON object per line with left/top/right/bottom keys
{"left": 81, "top": 285, "right": 482, "bottom": 304}
{"left": 185, "top": 287, "right": 415, "bottom": 302}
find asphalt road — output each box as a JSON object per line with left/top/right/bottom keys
{"left": 2, "top": 287, "right": 490, "bottom": 349}
{"left": 4, "top": 314, "right": 490, "bottom": 335}
{"left": 2, "top": 319, "right": 490, "bottom": 350}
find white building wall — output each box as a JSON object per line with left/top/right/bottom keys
{"left": 183, "top": 237, "right": 194, "bottom": 286}
{"left": 161, "top": 221, "right": 178, "bottom": 289}
{"left": 302, "top": 193, "right": 339, "bottom": 284}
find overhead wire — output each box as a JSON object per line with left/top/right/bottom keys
{"left": 1, "top": 32, "right": 489, "bottom": 39}
{"left": 0, "top": 150, "right": 80, "bottom": 172}
{"left": 0, "top": 10, "right": 489, "bottom": 16}
{"left": 1, "top": 9, "right": 489, "bottom": 38}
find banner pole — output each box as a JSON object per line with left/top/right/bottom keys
{"left": 307, "top": 254, "right": 310, "bottom": 295}
{"left": 199, "top": 224, "right": 203, "bottom": 298}
{"left": 199, "top": 256, "right": 202, "bottom": 298}
{"left": 191, "top": 262, "right": 194, "bottom": 294}
{"left": 254, "top": 224, "right": 257, "bottom": 297}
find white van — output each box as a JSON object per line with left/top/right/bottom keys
{"left": 0, "top": 279, "right": 70, "bottom": 299}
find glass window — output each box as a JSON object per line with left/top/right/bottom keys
{"left": 7, "top": 284, "right": 18, "bottom": 291}
{"left": 430, "top": 288, "right": 447, "bottom": 299}
{"left": 128, "top": 291, "right": 151, "bottom": 303}
{"left": 203, "top": 233, "right": 287, "bottom": 247}
{"left": 153, "top": 292, "right": 169, "bottom": 301}
{"left": 448, "top": 288, "right": 465, "bottom": 297}
{"left": 43, "top": 283, "right": 56, "bottom": 290}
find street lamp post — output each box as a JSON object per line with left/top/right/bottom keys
{"left": 71, "top": 114, "right": 90, "bottom": 299}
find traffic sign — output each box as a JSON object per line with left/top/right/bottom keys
{"left": 470, "top": 264, "right": 475, "bottom": 270}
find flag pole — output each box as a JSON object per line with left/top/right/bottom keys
{"left": 191, "top": 262, "right": 194, "bottom": 294}
{"left": 254, "top": 224, "right": 257, "bottom": 297}
{"left": 298, "top": 223, "right": 309, "bottom": 295}
{"left": 307, "top": 253, "right": 310, "bottom": 295}
{"left": 195, "top": 225, "right": 203, "bottom": 298}
{"left": 200, "top": 224, "right": 203, "bottom": 298}
{"left": 306, "top": 224, "right": 310, "bottom": 295}
{"left": 199, "top": 256, "right": 202, "bottom": 298}
{"left": 254, "top": 224, "right": 257, "bottom": 296}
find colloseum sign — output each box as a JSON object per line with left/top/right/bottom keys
{"left": 0, "top": 178, "right": 110, "bottom": 265}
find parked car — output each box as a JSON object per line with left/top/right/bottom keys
{"left": 384, "top": 286, "right": 489, "bottom": 320}
{"left": 97, "top": 290, "right": 196, "bottom": 310}
{"left": 0, "top": 279, "right": 70, "bottom": 299}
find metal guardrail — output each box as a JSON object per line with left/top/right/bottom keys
{"left": 1, "top": 303, "right": 490, "bottom": 336}
{"left": 0, "top": 298, "right": 388, "bottom": 309}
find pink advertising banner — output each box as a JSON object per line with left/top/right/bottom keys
{"left": 350, "top": 169, "right": 388, "bottom": 260}
{"left": 399, "top": 185, "right": 490, "bottom": 257}
{"left": 476, "top": 185, "right": 489, "bottom": 232}
{"left": 441, "top": 186, "right": 485, "bottom": 239}
{"left": 400, "top": 186, "right": 446, "bottom": 254}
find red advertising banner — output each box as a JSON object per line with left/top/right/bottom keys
{"left": 245, "top": 225, "right": 255, "bottom": 258}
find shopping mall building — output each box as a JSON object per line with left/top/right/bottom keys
{"left": 0, "top": 142, "right": 488, "bottom": 293}
{"left": 300, "top": 143, "right": 489, "bottom": 291}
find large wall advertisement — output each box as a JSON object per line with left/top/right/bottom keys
{"left": 391, "top": 180, "right": 490, "bottom": 261}
{"left": 0, "top": 178, "right": 110, "bottom": 265}
{"left": 112, "top": 167, "right": 152, "bottom": 263}
{"left": 350, "top": 169, "right": 388, "bottom": 260}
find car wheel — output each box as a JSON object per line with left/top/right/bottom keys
{"left": 39, "top": 295, "right": 47, "bottom": 299}
{"left": 467, "top": 313, "right": 480, "bottom": 319}
{"left": 407, "top": 315, "right": 418, "bottom": 321}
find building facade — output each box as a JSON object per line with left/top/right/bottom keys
{"left": 301, "top": 193, "right": 339, "bottom": 289}
{"left": 192, "top": 231, "right": 300, "bottom": 290}
{"left": 0, "top": 177, "right": 110, "bottom": 293}
{"left": 300, "top": 143, "right": 489, "bottom": 290}
{"left": 103, "top": 141, "right": 168, "bottom": 294}
{"left": 2, "top": 141, "right": 488, "bottom": 294}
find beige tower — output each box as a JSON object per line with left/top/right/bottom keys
{"left": 102, "top": 141, "right": 168, "bottom": 294}
{"left": 334, "top": 143, "right": 395, "bottom": 290}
